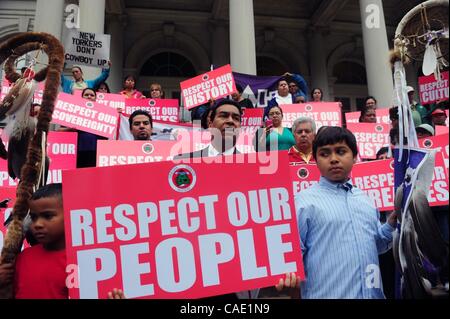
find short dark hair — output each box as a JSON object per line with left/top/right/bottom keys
{"left": 235, "top": 83, "right": 243, "bottom": 93}
{"left": 313, "top": 126, "right": 358, "bottom": 159}
{"left": 81, "top": 87, "right": 96, "bottom": 99}
{"left": 365, "top": 96, "right": 377, "bottom": 105}
{"left": 95, "top": 81, "right": 111, "bottom": 93}
{"left": 376, "top": 146, "right": 389, "bottom": 159}
{"left": 389, "top": 106, "right": 399, "bottom": 120}
{"left": 129, "top": 110, "right": 153, "bottom": 129}
{"left": 359, "top": 105, "right": 374, "bottom": 122}
{"left": 209, "top": 99, "right": 242, "bottom": 121}
{"left": 31, "top": 183, "right": 62, "bottom": 201}
{"left": 310, "top": 87, "right": 323, "bottom": 100}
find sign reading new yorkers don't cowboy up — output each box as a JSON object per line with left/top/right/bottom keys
{"left": 63, "top": 29, "right": 111, "bottom": 67}
{"left": 63, "top": 154, "right": 304, "bottom": 299}
{"left": 180, "top": 64, "right": 236, "bottom": 110}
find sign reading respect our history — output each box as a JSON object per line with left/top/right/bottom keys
{"left": 52, "top": 92, "right": 118, "bottom": 139}
{"left": 346, "top": 123, "right": 390, "bottom": 160}
{"left": 180, "top": 64, "right": 236, "bottom": 110}
{"left": 280, "top": 103, "right": 342, "bottom": 128}
{"left": 345, "top": 108, "right": 390, "bottom": 125}
{"left": 63, "top": 155, "right": 304, "bottom": 299}
{"left": 64, "top": 30, "right": 111, "bottom": 67}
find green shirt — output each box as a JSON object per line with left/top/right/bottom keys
{"left": 266, "top": 127, "right": 295, "bottom": 151}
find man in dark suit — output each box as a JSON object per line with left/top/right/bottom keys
{"left": 175, "top": 99, "right": 242, "bottom": 159}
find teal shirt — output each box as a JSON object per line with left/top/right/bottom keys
{"left": 266, "top": 127, "right": 295, "bottom": 150}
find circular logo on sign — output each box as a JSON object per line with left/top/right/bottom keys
{"left": 389, "top": 160, "right": 394, "bottom": 170}
{"left": 98, "top": 93, "right": 105, "bottom": 100}
{"left": 85, "top": 101, "right": 94, "bottom": 108}
{"left": 142, "top": 143, "right": 154, "bottom": 154}
{"left": 375, "top": 125, "right": 383, "bottom": 132}
{"left": 423, "top": 139, "right": 433, "bottom": 148}
{"left": 149, "top": 99, "right": 156, "bottom": 106}
{"left": 305, "top": 104, "right": 313, "bottom": 112}
{"left": 168, "top": 165, "right": 197, "bottom": 193}
{"left": 202, "top": 74, "right": 209, "bottom": 81}
{"left": 297, "top": 167, "right": 309, "bottom": 179}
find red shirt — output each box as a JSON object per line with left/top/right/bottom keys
{"left": 14, "top": 244, "right": 68, "bottom": 299}
{"left": 288, "top": 146, "right": 315, "bottom": 164}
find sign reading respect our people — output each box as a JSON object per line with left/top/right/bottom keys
{"left": 345, "top": 108, "right": 390, "bottom": 125}
{"left": 124, "top": 98, "right": 179, "bottom": 123}
{"left": 64, "top": 29, "right": 111, "bottom": 67}
{"left": 418, "top": 71, "right": 449, "bottom": 105}
{"left": 52, "top": 92, "right": 118, "bottom": 139}
{"left": 0, "top": 131, "right": 78, "bottom": 187}
{"left": 62, "top": 155, "right": 304, "bottom": 299}
{"left": 290, "top": 164, "right": 321, "bottom": 195}
{"left": 180, "top": 64, "right": 236, "bottom": 110}
{"left": 96, "top": 140, "right": 178, "bottom": 167}
{"left": 280, "top": 103, "right": 342, "bottom": 129}
{"left": 346, "top": 123, "right": 390, "bottom": 160}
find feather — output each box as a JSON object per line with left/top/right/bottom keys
{"left": 422, "top": 43, "right": 437, "bottom": 76}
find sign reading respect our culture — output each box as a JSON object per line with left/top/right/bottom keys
{"left": 63, "top": 155, "right": 304, "bottom": 299}
{"left": 124, "top": 99, "right": 179, "bottom": 123}
{"left": 418, "top": 71, "right": 449, "bottom": 105}
{"left": 346, "top": 123, "right": 390, "bottom": 160}
{"left": 180, "top": 64, "right": 236, "bottom": 110}
{"left": 64, "top": 30, "right": 111, "bottom": 67}
{"left": 280, "top": 103, "right": 342, "bottom": 128}
{"left": 52, "top": 92, "right": 118, "bottom": 139}
{"left": 0, "top": 131, "right": 77, "bottom": 187}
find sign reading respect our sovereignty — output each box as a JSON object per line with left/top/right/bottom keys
{"left": 346, "top": 123, "right": 390, "bottom": 160}
{"left": 0, "top": 131, "right": 77, "bottom": 187}
{"left": 52, "top": 92, "right": 118, "bottom": 139}
{"left": 180, "top": 64, "right": 236, "bottom": 110}
{"left": 74, "top": 90, "right": 125, "bottom": 110}
{"left": 64, "top": 29, "right": 111, "bottom": 67}
{"left": 345, "top": 108, "right": 390, "bottom": 125}
{"left": 280, "top": 103, "right": 342, "bottom": 128}
{"left": 63, "top": 154, "right": 304, "bottom": 299}
{"left": 418, "top": 71, "right": 449, "bottom": 105}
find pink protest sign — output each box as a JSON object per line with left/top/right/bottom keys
{"left": 418, "top": 71, "right": 449, "bottom": 105}
{"left": 180, "top": 64, "right": 236, "bottom": 110}
{"left": 0, "top": 187, "right": 16, "bottom": 251}
{"left": 74, "top": 90, "right": 126, "bottom": 110}
{"left": 241, "top": 108, "right": 264, "bottom": 128}
{"left": 290, "top": 164, "right": 321, "bottom": 195}
{"left": 52, "top": 92, "right": 118, "bottom": 139}
{"left": 0, "top": 131, "right": 77, "bottom": 187}
{"left": 346, "top": 123, "right": 390, "bottom": 160}
{"left": 1, "top": 79, "right": 45, "bottom": 104}
{"left": 280, "top": 103, "right": 341, "bottom": 128}
{"left": 63, "top": 154, "right": 304, "bottom": 299}
{"left": 124, "top": 98, "right": 179, "bottom": 123}
{"left": 345, "top": 108, "right": 390, "bottom": 125}
{"left": 96, "top": 140, "right": 178, "bottom": 166}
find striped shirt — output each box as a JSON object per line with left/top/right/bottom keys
{"left": 295, "top": 177, "right": 395, "bottom": 299}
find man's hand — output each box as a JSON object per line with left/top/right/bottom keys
{"left": 107, "top": 288, "right": 126, "bottom": 299}
{"left": 387, "top": 211, "right": 398, "bottom": 228}
{"left": 275, "top": 272, "right": 300, "bottom": 299}
{"left": 0, "top": 263, "right": 15, "bottom": 286}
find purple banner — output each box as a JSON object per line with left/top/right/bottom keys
{"left": 232, "top": 72, "right": 281, "bottom": 108}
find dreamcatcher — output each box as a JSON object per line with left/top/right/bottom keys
{"left": 391, "top": 0, "right": 449, "bottom": 299}
{"left": 0, "top": 32, "right": 64, "bottom": 298}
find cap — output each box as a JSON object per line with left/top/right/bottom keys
{"left": 416, "top": 124, "right": 435, "bottom": 136}
{"left": 406, "top": 86, "right": 415, "bottom": 93}
{"left": 431, "top": 108, "right": 446, "bottom": 116}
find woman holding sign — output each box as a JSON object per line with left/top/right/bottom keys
{"left": 60, "top": 61, "right": 111, "bottom": 94}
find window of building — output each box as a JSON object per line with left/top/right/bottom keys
{"left": 333, "top": 61, "right": 367, "bottom": 85}
{"left": 140, "top": 52, "right": 196, "bottom": 77}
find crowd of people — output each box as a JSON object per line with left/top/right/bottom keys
{"left": 0, "top": 57, "right": 448, "bottom": 300}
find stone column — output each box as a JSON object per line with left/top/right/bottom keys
{"left": 78, "top": 0, "right": 106, "bottom": 79}
{"left": 210, "top": 20, "right": 229, "bottom": 69}
{"left": 360, "top": 0, "right": 394, "bottom": 108}
{"left": 308, "top": 28, "right": 330, "bottom": 101}
{"left": 34, "top": 0, "right": 65, "bottom": 39}
{"left": 229, "top": 0, "right": 257, "bottom": 75}
{"left": 106, "top": 14, "right": 127, "bottom": 93}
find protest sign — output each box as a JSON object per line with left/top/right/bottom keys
{"left": 180, "top": 65, "right": 236, "bottom": 110}
{"left": 419, "top": 133, "right": 449, "bottom": 170}
{"left": 74, "top": 90, "right": 125, "bottom": 110}
{"left": 124, "top": 98, "right": 179, "bottom": 123}
{"left": 280, "top": 103, "right": 342, "bottom": 129}
{"left": 290, "top": 164, "right": 321, "bottom": 196}
{"left": 345, "top": 108, "right": 390, "bottom": 125}
{"left": 241, "top": 108, "right": 264, "bottom": 128}
{"left": 0, "top": 132, "right": 77, "bottom": 187}
{"left": 418, "top": 71, "right": 449, "bottom": 105}
{"left": 64, "top": 30, "right": 111, "bottom": 67}
{"left": 346, "top": 123, "right": 390, "bottom": 159}
{"left": 52, "top": 92, "right": 118, "bottom": 139}
{"left": 0, "top": 187, "right": 16, "bottom": 251}
{"left": 428, "top": 153, "right": 449, "bottom": 206}
{"left": 97, "top": 140, "right": 178, "bottom": 167}
{"left": 1, "top": 79, "right": 45, "bottom": 104}
{"left": 63, "top": 155, "right": 304, "bottom": 299}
